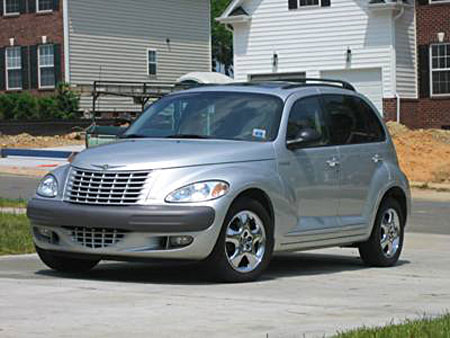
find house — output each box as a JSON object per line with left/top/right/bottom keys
{"left": 218, "top": 0, "right": 450, "bottom": 129}
{"left": 0, "top": 0, "right": 211, "bottom": 113}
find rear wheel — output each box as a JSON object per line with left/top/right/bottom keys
{"left": 359, "top": 198, "right": 405, "bottom": 267}
{"left": 36, "top": 246, "right": 100, "bottom": 273}
{"left": 205, "top": 198, "right": 274, "bottom": 282}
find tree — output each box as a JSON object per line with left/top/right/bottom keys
{"left": 211, "top": 0, "right": 233, "bottom": 76}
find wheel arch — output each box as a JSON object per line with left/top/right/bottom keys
{"left": 232, "top": 188, "right": 275, "bottom": 234}
{"left": 379, "top": 186, "right": 408, "bottom": 225}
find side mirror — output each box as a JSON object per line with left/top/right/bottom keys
{"left": 286, "top": 128, "right": 322, "bottom": 150}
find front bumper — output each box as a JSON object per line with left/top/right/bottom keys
{"left": 27, "top": 198, "right": 224, "bottom": 260}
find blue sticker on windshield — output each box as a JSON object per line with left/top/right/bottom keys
{"left": 253, "top": 129, "right": 267, "bottom": 139}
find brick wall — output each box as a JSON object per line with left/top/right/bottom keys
{"left": 415, "top": 0, "right": 450, "bottom": 129}
{"left": 384, "top": 98, "right": 450, "bottom": 129}
{"left": 0, "top": 0, "right": 64, "bottom": 93}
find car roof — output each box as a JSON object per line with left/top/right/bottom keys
{"left": 175, "top": 80, "right": 358, "bottom": 101}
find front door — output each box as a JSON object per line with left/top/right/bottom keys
{"left": 278, "top": 95, "right": 340, "bottom": 235}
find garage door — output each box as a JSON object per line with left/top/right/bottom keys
{"left": 321, "top": 69, "right": 383, "bottom": 114}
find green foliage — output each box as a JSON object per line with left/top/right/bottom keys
{"left": 0, "top": 198, "right": 27, "bottom": 209}
{"left": 211, "top": 0, "right": 233, "bottom": 76}
{"left": 0, "top": 213, "right": 34, "bottom": 256}
{"left": 335, "top": 314, "right": 450, "bottom": 338}
{"left": 0, "top": 83, "right": 81, "bottom": 121}
{"left": 54, "top": 82, "right": 80, "bottom": 119}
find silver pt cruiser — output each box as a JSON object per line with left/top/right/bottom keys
{"left": 27, "top": 79, "right": 410, "bottom": 282}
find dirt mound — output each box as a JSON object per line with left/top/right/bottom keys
{"left": 0, "top": 132, "right": 84, "bottom": 149}
{"left": 387, "top": 122, "right": 450, "bottom": 183}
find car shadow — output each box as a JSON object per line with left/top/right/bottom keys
{"left": 35, "top": 252, "right": 410, "bottom": 285}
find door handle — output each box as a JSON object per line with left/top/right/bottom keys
{"left": 326, "top": 158, "right": 340, "bottom": 168}
{"left": 372, "top": 154, "right": 383, "bottom": 164}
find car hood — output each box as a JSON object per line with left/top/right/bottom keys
{"left": 72, "top": 139, "right": 276, "bottom": 171}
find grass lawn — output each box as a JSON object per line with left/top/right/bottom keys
{"left": 336, "top": 314, "right": 450, "bottom": 337}
{"left": 0, "top": 198, "right": 27, "bottom": 209}
{"left": 0, "top": 213, "right": 34, "bottom": 255}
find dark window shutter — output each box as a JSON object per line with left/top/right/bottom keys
{"left": 0, "top": 1, "right": 3, "bottom": 16}
{"left": 54, "top": 44, "right": 62, "bottom": 85}
{"left": 21, "top": 46, "right": 30, "bottom": 90}
{"left": 19, "top": 0, "right": 27, "bottom": 14}
{"left": 288, "top": 0, "right": 298, "bottom": 9}
{"left": 322, "top": 0, "right": 331, "bottom": 7}
{"left": 28, "top": 0, "right": 36, "bottom": 13}
{"left": 0, "top": 48, "right": 5, "bottom": 91}
{"left": 418, "top": 0, "right": 428, "bottom": 5}
{"left": 30, "top": 45, "right": 39, "bottom": 89}
{"left": 418, "top": 45, "right": 430, "bottom": 98}
{"left": 53, "top": 0, "right": 60, "bottom": 11}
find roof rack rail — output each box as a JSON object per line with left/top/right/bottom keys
{"left": 280, "top": 78, "right": 356, "bottom": 91}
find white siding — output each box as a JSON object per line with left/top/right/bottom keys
{"left": 395, "top": 6, "right": 417, "bottom": 98}
{"left": 230, "top": 0, "right": 418, "bottom": 105}
{"left": 68, "top": 0, "right": 211, "bottom": 112}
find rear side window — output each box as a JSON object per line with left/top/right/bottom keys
{"left": 321, "top": 95, "right": 385, "bottom": 145}
{"left": 286, "top": 96, "right": 329, "bottom": 147}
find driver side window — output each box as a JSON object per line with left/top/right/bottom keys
{"left": 287, "top": 96, "right": 329, "bottom": 147}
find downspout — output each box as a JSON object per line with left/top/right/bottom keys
{"left": 393, "top": 6, "right": 405, "bottom": 123}
{"left": 63, "top": 0, "right": 70, "bottom": 83}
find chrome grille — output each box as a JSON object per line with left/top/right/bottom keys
{"left": 64, "top": 227, "right": 127, "bottom": 249}
{"left": 66, "top": 168, "right": 150, "bottom": 205}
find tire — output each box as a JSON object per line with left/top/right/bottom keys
{"left": 205, "top": 197, "right": 274, "bottom": 283}
{"left": 359, "top": 198, "right": 405, "bottom": 267}
{"left": 36, "top": 246, "right": 100, "bottom": 273}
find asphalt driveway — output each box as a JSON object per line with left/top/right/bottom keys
{"left": 0, "top": 232, "right": 449, "bottom": 337}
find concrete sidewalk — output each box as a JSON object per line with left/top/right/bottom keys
{"left": 0, "top": 232, "right": 449, "bottom": 338}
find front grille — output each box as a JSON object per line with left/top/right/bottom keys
{"left": 65, "top": 168, "right": 150, "bottom": 205}
{"left": 64, "top": 226, "right": 127, "bottom": 249}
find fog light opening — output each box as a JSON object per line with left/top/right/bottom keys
{"left": 169, "top": 236, "right": 193, "bottom": 248}
{"left": 33, "top": 226, "right": 59, "bottom": 245}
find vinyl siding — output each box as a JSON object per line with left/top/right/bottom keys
{"left": 67, "top": 0, "right": 211, "bottom": 112}
{"left": 395, "top": 6, "right": 417, "bottom": 98}
{"left": 231, "top": 0, "right": 417, "bottom": 101}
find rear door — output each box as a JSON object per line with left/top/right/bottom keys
{"left": 321, "top": 94, "right": 388, "bottom": 228}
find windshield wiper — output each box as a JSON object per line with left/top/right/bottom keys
{"left": 120, "top": 134, "right": 148, "bottom": 139}
{"left": 165, "top": 134, "right": 211, "bottom": 139}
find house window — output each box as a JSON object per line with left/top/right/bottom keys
{"left": 37, "top": 0, "right": 53, "bottom": 12}
{"left": 148, "top": 50, "right": 157, "bottom": 76}
{"left": 39, "top": 44, "right": 55, "bottom": 88}
{"left": 3, "top": 0, "right": 20, "bottom": 15}
{"left": 299, "top": 0, "right": 320, "bottom": 6}
{"left": 289, "top": 0, "right": 321, "bottom": 9}
{"left": 6, "top": 47, "right": 22, "bottom": 90}
{"left": 431, "top": 44, "right": 450, "bottom": 96}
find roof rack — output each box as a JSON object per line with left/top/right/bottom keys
{"left": 281, "top": 78, "right": 356, "bottom": 91}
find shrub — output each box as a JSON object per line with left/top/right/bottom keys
{"left": 0, "top": 83, "right": 81, "bottom": 121}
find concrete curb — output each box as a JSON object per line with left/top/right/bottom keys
{"left": 411, "top": 181, "right": 450, "bottom": 192}
{"left": 0, "top": 207, "right": 26, "bottom": 214}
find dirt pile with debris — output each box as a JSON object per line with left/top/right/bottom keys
{"left": 387, "top": 122, "right": 450, "bottom": 183}
{"left": 0, "top": 132, "right": 84, "bottom": 149}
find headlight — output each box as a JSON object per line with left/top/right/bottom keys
{"left": 165, "top": 181, "right": 229, "bottom": 203}
{"left": 37, "top": 175, "right": 58, "bottom": 198}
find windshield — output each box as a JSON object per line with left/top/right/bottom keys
{"left": 123, "top": 92, "right": 284, "bottom": 142}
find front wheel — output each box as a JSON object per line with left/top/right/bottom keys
{"left": 205, "top": 198, "right": 274, "bottom": 282}
{"left": 36, "top": 246, "right": 100, "bottom": 273}
{"left": 359, "top": 198, "right": 405, "bottom": 267}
